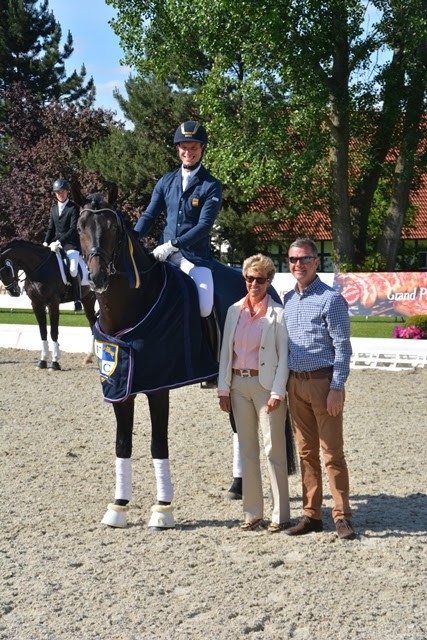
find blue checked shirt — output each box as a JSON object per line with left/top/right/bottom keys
{"left": 283, "top": 276, "right": 352, "bottom": 390}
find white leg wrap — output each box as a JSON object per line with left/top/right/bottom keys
{"left": 41, "top": 340, "right": 49, "bottom": 361}
{"left": 233, "top": 433, "right": 243, "bottom": 478}
{"left": 152, "top": 458, "right": 174, "bottom": 503}
{"left": 101, "top": 503, "right": 129, "bottom": 528}
{"left": 114, "top": 457, "right": 132, "bottom": 501}
{"left": 52, "top": 341, "right": 61, "bottom": 362}
{"left": 148, "top": 504, "right": 175, "bottom": 529}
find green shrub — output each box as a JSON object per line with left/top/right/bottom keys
{"left": 404, "top": 315, "right": 427, "bottom": 333}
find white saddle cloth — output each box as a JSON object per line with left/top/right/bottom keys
{"left": 55, "top": 254, "right": 89, "bottom": 286}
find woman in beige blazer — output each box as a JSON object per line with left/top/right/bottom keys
{"left": 218, "top": 254, "right": 290, "bottom": 532}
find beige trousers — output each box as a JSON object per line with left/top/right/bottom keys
{"left": 231, "top": 375, "right": 290, "bottom": 524}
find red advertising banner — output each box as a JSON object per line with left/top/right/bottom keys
{"left": 333, "top": 272, "right": 427, "bottom": 317}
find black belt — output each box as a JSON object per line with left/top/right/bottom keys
{"left": 290, "top": 367, "right": 333, "bottom": 380}
{"left": 233, "top": 369, "right": 259, "bottom": 377}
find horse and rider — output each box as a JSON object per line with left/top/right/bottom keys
{"left": 134, "top": 120, "right": 222, "bottom": 363}
{"left": 44, "top": 177, "right": 89, "bottom": 311}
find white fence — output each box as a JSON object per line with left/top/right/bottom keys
{"left": 350, "top": 338, "right": 427, "bottom": 370}
{"left": 1, "top": 290, "right": 427, "bottom": 368}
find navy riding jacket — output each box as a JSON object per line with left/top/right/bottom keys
{"left": 134, "top": 165, "right": 222, "bottom": 268}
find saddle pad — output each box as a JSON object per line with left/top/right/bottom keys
{"left": 93, "top": 263, "right": 218, "bottom": 402}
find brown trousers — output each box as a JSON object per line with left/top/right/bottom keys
{"left": 287, "top": 375, "right": 352, "bottom": 522}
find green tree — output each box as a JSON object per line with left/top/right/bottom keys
{"left": 83, "top": 74, "right": 198, "bottom": 222}
{"left": 84, "top": 73, "right": 266, "bottom": 258}
{"left": 107, "top": 0, "right": 427, "bottom": 270}
{"left": 0, "top": 0, "right": 95, "bottom": 110}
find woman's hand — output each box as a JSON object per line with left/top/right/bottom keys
{"left": 219, "top": 396, "right": 231, "bottom": 413}
{"left": 266, "top": 397, "right": 282, "bottom": 414}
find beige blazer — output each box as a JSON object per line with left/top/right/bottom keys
{"left": 218, "top": 295, "right": 289, "bottom": 397}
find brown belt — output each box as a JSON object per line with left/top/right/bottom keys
{"left": 290, "top": 367, "right": 333, "bottom": 380}
{"left": 233, "top": 369, "right": 259, "bottom": 377}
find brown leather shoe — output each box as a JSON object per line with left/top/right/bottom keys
{"left": 284, "top": 515, "right": 323, "bottom": 536}
{"left": 335, "top": 518, "right": 356, "bottom": 540}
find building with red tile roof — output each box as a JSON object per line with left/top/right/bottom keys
{"left": 249, "top": 174, "right": 427, "bottom": 272}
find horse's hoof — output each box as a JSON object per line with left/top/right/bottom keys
{"left": 148, "top": 504, "right": 175, "bottom": 530}
{"left": 36, "top": 360, "right": 48, "bottom": 369}
{"left": 83, "top": 354, "right": 93, "bottom": 365}
{"left": 48, "top": 361, "right": 61, "bottom": 371}
{"left": 101, "top": 503, "right": 129, "bottom": 528}
{"left": 225, "top": 477, "right": 242, "bottom": 500}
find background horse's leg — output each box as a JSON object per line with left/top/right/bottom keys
{"left": 285, "top": 408, "right": 297, "bottom": 476}
{"left": 31, "top": 301, "right": 49, "bottom": 369}
{"left": 147, "top": 390, "right": 175, "bottom": 530}
{"left": 101, "top": 397, "right": 135, "bottom": 528}
{"left": 46, "top": 302, "right": 61, "bottom": 370}
{"left": 226, "top": 410, "right": 243, "bottom": 500}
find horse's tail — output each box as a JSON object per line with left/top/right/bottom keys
{"left": 285, "top": 408, "right": 297, "bottom": 475}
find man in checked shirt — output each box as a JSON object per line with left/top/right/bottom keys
{"left": 283, "top": 238, "right": 356, "bottom": 540}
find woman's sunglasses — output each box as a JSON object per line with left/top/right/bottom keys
{"left": 288, "top": 256, "right": 316, "bottom": 264}
{"left": 245, "top": 275, "right": 269, "bottom": 284}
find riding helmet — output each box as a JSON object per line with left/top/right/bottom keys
{"left": 173, "top": 121, "right": 208, "bottom": 145}
{"left": 52, "top": 178, "right": 70, "bottom": 192}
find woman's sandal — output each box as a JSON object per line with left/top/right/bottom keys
{"left": 267, "top": 521, "right": 291, "bottom": 534}
{"left": 240, "top": 518, "right": 266, "bottom": 531}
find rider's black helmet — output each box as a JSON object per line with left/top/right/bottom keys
{"left": 173, "top": 121, "right": 208, "bottom": 145}
{"left": 52, "top": 178, "right": 70, "bottom": 192}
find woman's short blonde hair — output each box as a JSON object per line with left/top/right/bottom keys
{"left": 242, "top": 253, "right": 275, "bottom": 281}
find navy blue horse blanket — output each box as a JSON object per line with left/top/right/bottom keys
{"left": 93, "top": 263, "right": 219, "bottom": 402}
{"left": 92, "top": 259, "right": 280, "bottom": 403}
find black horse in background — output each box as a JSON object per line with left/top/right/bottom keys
{"left": 78, "top": 193, "right": 295, "bottom": 530}
{"left": 0, "top": 240, "right": 97, "bottom": 369}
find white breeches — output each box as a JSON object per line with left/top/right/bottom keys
{"left": 168, "top": 251, "right": 213, "bottom": 317}
{"left": 66, "top": 249, "right": 79, "bottom": 278}
{"left": 66, "top": 249, "right": 89, "bottom": 284}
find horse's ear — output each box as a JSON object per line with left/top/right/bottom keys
{"left": 107, "top": 184, "right": 119, "bottom": 206}
{"left": 70, "top": 180, "right": 86, "bottom": 207}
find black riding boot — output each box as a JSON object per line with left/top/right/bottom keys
{"left": 201, "top": 309, "right": 221, "bottom": 388}
{"left": 71, "top": 275, "right": 82, "bottom": 310}
{"left": 202, "top": 308, "right": 221, "bottom": 363}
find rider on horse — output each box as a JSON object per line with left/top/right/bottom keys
{"left": 134, "top": 121, "right": 222, "bottom": 361}
{"left": 44, "top": 178, "right": 87, "bottom": 310}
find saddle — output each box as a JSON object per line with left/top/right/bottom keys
{"left": 54, "top": 249, "right": 88, "bottom": 287}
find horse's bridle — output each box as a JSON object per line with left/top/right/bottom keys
{"left": 81, "top": 207, "right": 158, "bottom": 278}
{"left": 82, "top": 207, "right": 122, "bottom": 276}
{"left": 0, "top": 257, "right": 20, "bottom": 293}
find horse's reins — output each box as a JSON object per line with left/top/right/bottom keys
{"left": 0, "top": 249, "right": 53, "bottom": 291}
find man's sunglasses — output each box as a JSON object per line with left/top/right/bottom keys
{"left": 288, "top": 256, "right": 316, "bottom": 264}
{"left": 245, "top": 275, "right": 270, "bottom": 284}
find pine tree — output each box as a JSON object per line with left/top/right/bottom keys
{"left": 0, "top": 0, "right": 95, "bottom": 108}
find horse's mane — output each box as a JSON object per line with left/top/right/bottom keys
{"left": 83, "top": 193, "right": 140, "bottom": 241}
{"left": 83, "top": 192, "right": 108, "bottom": 210}
{"left": 1, "top": 238, "right": 49, "bottom": 254}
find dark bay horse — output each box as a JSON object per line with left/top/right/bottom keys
{"left": 0, "top": 240, "right": 97, "bottom": 369}
{"left": 78, "top": 194, "right": 295, "bottom": 529}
